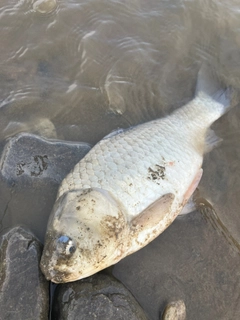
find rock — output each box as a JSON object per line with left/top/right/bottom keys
{"left": 0, "top": 133, "right": 91, "bottom": 184}
{"left": 199, "top": 106, "right": 240, "bottom": 248}
{"left": 33, "top": 0, "right": 57, "bottom": 14}
{"left": 0, "top": 226, "right": 49, "bottom": 320}
{"left": 0, "top": 133, "right": 91, "bottom": 242}
{"left": 52, "top": 273, "right": 148, "bottom": 320}
{"left": 162, "top": 300, "right": 186, "bottom": 320}
{"left": 3, "top": 117, "right": 57, "bottom": 140}
{"left": 113, "top": 211, "right": 240, "bottom": 320}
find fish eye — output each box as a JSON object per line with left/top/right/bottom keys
{"left": 57, "top": 235, "right": 76, "bottom": 255}
{"left": 65, "top": 242, "right": 76, "bottom": 255}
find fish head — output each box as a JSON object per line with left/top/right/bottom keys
{"left": 40, "top": 188, "right": 128, "bottom": 283}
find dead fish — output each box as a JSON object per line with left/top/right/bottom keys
{"left": 162, "top": 300, "right": 186, "bottom": 320}
{"left": 40, "top": 64, "right": 235, "bottom": 283}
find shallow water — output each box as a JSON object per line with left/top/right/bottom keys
{"left": 1, "top": 0, "right": 240, "bottom": 318}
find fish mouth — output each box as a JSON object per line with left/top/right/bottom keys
{"left": 42, "top": 267, "right": 97, "bottom": 283}
{"left": 40, "top": 246, "right": 121, "bottom": 283}
{"left": 40, "top": 238, "right": 76, "bottom": 283}
{"left": 40, "top": 257, "right": 82, "bottom": 283}
{"left": 48, "top": 273, "right": 68, "bottom": 284}
{"left": 40, "top": 260, "right": 114, "bottom": 283}
{"left": 41, "top": 264, "right": 74, "bottom": 283}
{"left": 40, "top": 256, "right": 65, "bottom": 283}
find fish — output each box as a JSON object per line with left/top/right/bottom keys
{"left": 40, "top": 64, "right": 234, "bottom": 283}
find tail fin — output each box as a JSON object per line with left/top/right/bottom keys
{"left": 195, "top": 62, "right": 231, "bottom": 115}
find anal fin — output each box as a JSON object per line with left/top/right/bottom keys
{"left": 179, "top": 169, "right": 204, "bottom": 215}
{"left": 179, "top": 194, "right": 197, "bottom": 215}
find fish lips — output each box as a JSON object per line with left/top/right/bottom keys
{"left": 40, "top": 255, "right": 73, "bottom": 283}
{"left": 40, "top": 255, "right": 73, "bottom": 284}
{"left": 42, "top": 268, "right": 70, "bottom": 283}
{"left": 40, "top": 241, "right": 68, "bottom": 283}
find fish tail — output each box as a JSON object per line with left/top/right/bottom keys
{"left": 195, "top": 62, "right": 233, "bottom": 116}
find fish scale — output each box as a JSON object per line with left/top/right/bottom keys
{"left": 58, "top": 114, "right": 202, "bottom": 217}
{"left": 41, "top": 64, "right": 235, "bottom": 283}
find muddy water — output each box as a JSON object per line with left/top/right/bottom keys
{"left": 0, "top": 0, "right": 240, "bottom": 318}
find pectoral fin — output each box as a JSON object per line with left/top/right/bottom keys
{"left": 126, "top": 193, "right": 175, "bottom": 256}
{"left": 130, "top": 193, "right": 175, "bottom": 231}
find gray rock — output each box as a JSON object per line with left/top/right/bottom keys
{"left": 0, "top": 132, "right": 91, "bottom": 184}
{"left": 0, "top": 226, "right": 49, "bottom": 320}
{"left": 0, "top": 133, "right": 91, "bottom": 242}
{"left": 199, "top": 106, "right": 240, "bottom": 249}
{"left": 3, "top": 117, "right": 57, "bottom": 140}
{"left": 113, "top": 211, "right": 240, "bottom": 320}
{"left": 52, "top": 273, "right": 148, "bottom": 320}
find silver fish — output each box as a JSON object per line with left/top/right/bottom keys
{"left": 40, "top": 64, "right": 234, "bottom": 283}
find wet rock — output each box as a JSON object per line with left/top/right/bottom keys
{"left": 0, "top": 133, "right": 91, "bottom": 242}
{"left": 0, "top": 226, "right": 49, "bottom": 320}
{"left": 52, "top": 273, "right": 148, "bottom": 320}
{"left": 113, "top": 211, "right": 240, "bottom": 320}
{"left": 3, "top": 117, "right": 57, "bottom": 140}
{"left": 199, "top": 106, "right": 240, "bottom": 248}
{"left": 162, "top": 300, "right": 186, "bottom": 320}
{"left": 0, "top": 133, "right": 91, "bottom": 184}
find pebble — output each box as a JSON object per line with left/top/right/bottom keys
{"left": 33, "top": 0, "right": 57, "bottom": 14}
{"left": 162, "top": 300, "right": 186, "bottom": 320}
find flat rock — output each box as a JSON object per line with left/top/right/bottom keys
{"left": 52, "top": 273, "right": 148, "bottom": 320}
{"left": 113, "top": 211, "right": 240, "bottom": 320}
{"left": 0, "top": 132, "right": 91, "bottom": 184}
{"left": 0, "top": 226, "right": 49, "bottom": 320}
{"left": 199, "top": 106, "right": 240, "bottom": 249}
{"left": 0, "top": 133, "right": 91, "bottom": 242}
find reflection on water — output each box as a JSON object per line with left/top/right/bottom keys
{"left": 0, "top": 0, "right": 240, "bottom": 318}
